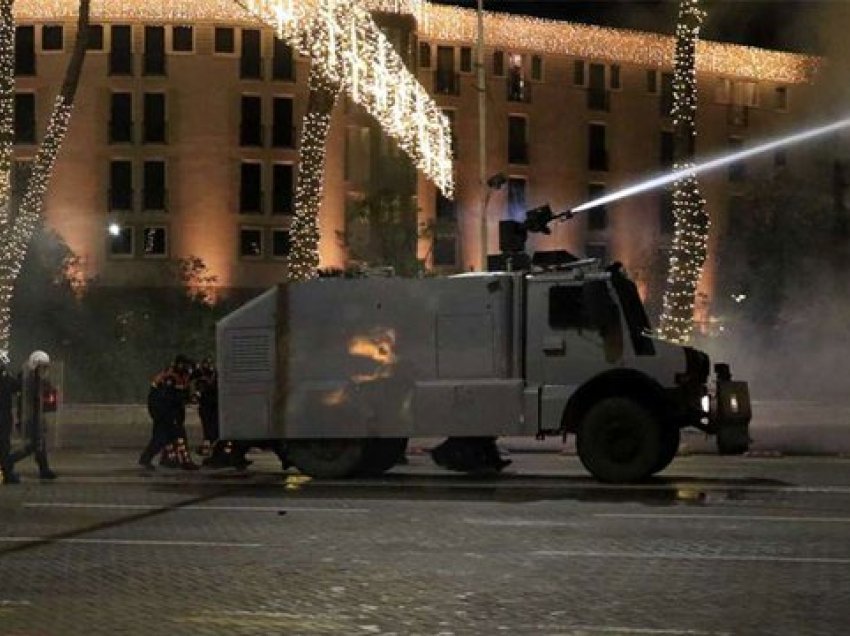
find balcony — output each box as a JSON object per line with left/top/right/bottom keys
{"left": 433, "top": 70, "right": 460, "bottom": 96}
{"left": 727, "top": 103, "right": 750, "bottom": 128}
{"left": 507, "top": 77, "right": 532, "bottom": 103}
{"left": 587, "top": 89, "right": 610, "bottom": 112}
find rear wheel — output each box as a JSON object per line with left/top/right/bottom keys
{"left": 652, "top": 425, "right": 681, "bottom": 475}
{"left": 286, "top": 439, "right": 365, "bottom": 479}
{"left": 356, "top": 438, "right": 408, "bottom": 476}
{"left": 577, "top": 398, "right": 661, "bottom": 483}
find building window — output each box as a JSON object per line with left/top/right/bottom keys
{"left": 659, "top": 189, "right": 675, "bottom": 234}
{"left": 434, "top": 193, "right": 457, "bottom": 266}
{"left": 272, "top": 38, "right": 295, "bottom": 81}
{"left": 434, "top": 46, "right": 459, "bottom": 95}
{"left": 508, "top": 115, "right": 528, "bottom": 165}
{"left": 588, "top": 123, "right": 608, "bottom": 172}
{"left": 493, "top": 50, "right": 504, "bottom": 76}
{"left": 109, "top": 25, "right": 132, "bottom": 75}
{"left": 109, "top": 226, "right": 134, "bottom": 257}
{"left": 215, "top": 27, "right": 235, "bottom": 54}
{"left": 240, "top": 163, "right": 262, "bottom": 214}
{"left": 531, "top": 55, "right": 543, "bottom": 81}
{"left": 143, "top": 160, "right": 166, "bottom": 210}
{"left": 87, "top": 25, "right": 104, "bottom": 51}
{"left": 573, "top": 60, "right": 586, "bottom": 86}
{"left": 271, "top": 229, "right": 291, "bottom": 259}
{"left": 507, "top": 177, "right": 527, "bottom": 221}
{"left": 143, "top": 93, "right": 166, "bottom": 144}
{"left": 109, "top": 93, "right": 133, "bottom": 144}
{"left": 272, "top": 164, "right": 294, "bottom": 215}
{"left": 41, "top": 25, "right": 63, "bottom": 51}
{"left": 660, "top": 130, "right": 674, "bottom": 168}
{"left": 775, "top": 86, "right": 788, "bottom": 111}
{"left": 610, "top": 64, "right": 621, "bottom": 90}
{"left": 436, "top": 192, "right": 456, "bottom": 222}
{"left": 171, "top": 26, "right": 193, "bottom": 52}
{"left": 109, "top": 160, "right": 133, "bottom": 210}
{"left": 728, "top": 136, "right": 746, "bottom": 182}
{"left": 15, "top": 26, "right": 35, "bottom": 76}
{"left": 14, "top": 94, "right": 36, "bottom": 144}
{"left": 587, "top": 63, "right": 609, "bottom": 111}
{"left": 241, "top": 29, "right": 262, "bottom": 79}
{"left": 240, "top": 95, "right": 263, "bottom": 147}
{"left": 144, "top": 26, "right": 166, "bottom": 75}
{"left": 507, "top": 54, "right": 530, "bottom": 103}
{"left": 142, "top": 226, "right": 168, "bottom": 257}
{"left": 419, "top": 42, "right": 431, "bottom": 69}
{"left": 272, "top": 97, "right": 294, "bottom": 148}
{"left": 660, "top": 72, "right": 674, "bottom": 116}
{"left": 460, "top": 46, "right": 472, "bottom": 73}
{"left": 240, "top": 227, "right": 263, "bottom": 258}
{"left": 587, "top": 183, "right": 607, "bottom": 231}
{"left": 646, "top": 69, "right": 658, "bottom": 93}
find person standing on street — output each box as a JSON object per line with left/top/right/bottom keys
{"left": 8, "top": 350, "right": 56, "bottom": 480}
{"left": 138, "top": 372, "right": 181, "bottom": 470}
{"left": 151, "top": 356, "right": 198, "bottom": 470}
{"left": 194, "top": 357, "right": 218, "bottom": 456}
{"left": 0, "top": 353, "right": 21, "bottom": 485}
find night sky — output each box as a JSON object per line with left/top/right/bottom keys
{"left": 432, "top": 1, "right": 828, "bottom": 54}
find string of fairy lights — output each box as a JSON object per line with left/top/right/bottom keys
{"left": 0, "top": 0, "right": 12, "bottom": 218}
{"left": 658, "top": 0, "right": 708, "bottom": 344}
{"left": 288, "top": 66, "right": 338, "bottom": 282}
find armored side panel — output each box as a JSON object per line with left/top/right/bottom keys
{"left": 282, "top": 274, "right": 524, "bottom": 438}
{"left": 217, "top": 288, "right": 278, "bottom": 440}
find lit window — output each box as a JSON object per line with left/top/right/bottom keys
{"left": 240, "top": 228, "right": 263, "bottom": 258}
{"left": 142, "top": 227, "right": 168, "bottom": 257}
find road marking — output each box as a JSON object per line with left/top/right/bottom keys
{"left": 0, "top": 536, "right": 262, "bottom": 548}
{"left": 0, "top": 600, "right": 32, "bottom": 607}
{"left": 464, "top": 518, "right": 577, "bottom": 527}
{"left": 23, "top": 502, "right": 370, "bottom": 513}
{"left": 557, "top": 628, "right": 728, "bottom": 635}
{"left": 596, "top": 513, "right": 850, "bottom": 523}
{"left": 533, "top": 550, "right": 850, "bottom": 565}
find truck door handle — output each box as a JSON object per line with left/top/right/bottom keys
{"left": 542, "top": 336, "right": 566, "bottom": 356}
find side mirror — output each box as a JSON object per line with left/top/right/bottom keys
{"left": 583, "top": 281, "right": 623, "bottom": 363}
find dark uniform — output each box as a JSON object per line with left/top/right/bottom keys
{"left": 9, "top": 357, "right": 56, "bottom": 480}
{"left": 195, "top": 359, "right": 219, "bottom": 448}
{"left": 138, "top": 374, "right": 182, "bottom": 469}
{"left": 0, "top": 360, "right": 21, "bottom": 484}
{"left": 151, "top": 357, "right": 197, "bottom": 470}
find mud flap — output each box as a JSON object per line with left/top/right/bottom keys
{"left": 715, "top": 380, "right": 752, "bottom": 455}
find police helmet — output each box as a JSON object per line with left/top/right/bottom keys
{"left": 28, "top": 350, "right": 50, "bottom": 368}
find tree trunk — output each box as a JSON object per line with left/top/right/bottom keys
{"left": 658, "top": 0, "right": 707, "bottom": 344}
{"left": 288, "top": 67, "right": 338, "bottom": 282}
{"left": 0, "top": 0, "right": 90, "bottom": 354}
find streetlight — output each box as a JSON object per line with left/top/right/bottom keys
{"left": 479, "top": 172, "right": 506, "bottom": 270}
{"left": 108, "top": 222, "right": 121, "bottom": 237}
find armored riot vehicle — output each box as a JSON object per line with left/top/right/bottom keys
{"left": 216, "top": 210, "right": 750, "bottom": 482}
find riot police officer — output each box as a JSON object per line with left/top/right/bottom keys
{"left": 138, "top": 372, "right": 181, "bottom": 470}
{"left": 0, "top": 352, "right": 21, "bottom": 485}
{"left": 8, "top": 350, "right": 56, "bottom": 480}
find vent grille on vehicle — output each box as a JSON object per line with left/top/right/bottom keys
{"left": 226, "top": 330, "right": 273, "bottom": 382}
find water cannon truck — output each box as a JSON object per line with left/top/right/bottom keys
{"left": 216, "top": 205, "right": 750, "bottom": 482}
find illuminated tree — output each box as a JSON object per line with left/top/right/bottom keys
{"left": 658, "top": 0, "right": 708, "bottom": 343}
{"left": 0, "top": 0, "right": 91, "bottom": 356}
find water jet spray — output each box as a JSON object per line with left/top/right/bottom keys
{"left": 571, "top": 116, "right": 850, "bottom": 214}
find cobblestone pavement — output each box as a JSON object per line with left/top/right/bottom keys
{"left": 2, "top": 451, "right": 850, "bottom": 635}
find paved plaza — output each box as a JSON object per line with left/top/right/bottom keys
{"left": 2, "top": 451, "right": 850, "bottom": 635}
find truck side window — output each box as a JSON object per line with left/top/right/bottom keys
{"left": 548, "top": 286, "right": 586, "bottom": 330}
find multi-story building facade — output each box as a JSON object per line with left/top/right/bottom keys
{"left": 14, "top": 1, "right": 822, "bottom": 321}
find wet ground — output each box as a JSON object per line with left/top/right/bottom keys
{"left": 1, "top": 451, "right": 850, "bottom": 635}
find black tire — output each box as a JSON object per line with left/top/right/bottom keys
{"left": 356, "top": 438, "right": 409, "bottom": 476}
{"left": 652, "top": 425, "right": 681, "bottom": 475}
{"left": 576, "top": 397, "right": 661, "bottom": 483}
{"left": 286, "top": 439, "right": 365, "bottom": 479}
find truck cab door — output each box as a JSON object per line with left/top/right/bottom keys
{"left": 525, "top": 279, "right": 623, "bottom": 432}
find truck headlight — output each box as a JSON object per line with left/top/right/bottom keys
{"left": 701, "top": 395, "right": 710, "bottom": 413}
{"left": 729, "top": 395, "right": 739, "bottom": 414}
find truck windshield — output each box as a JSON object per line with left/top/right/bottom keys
{"left": 611, "top": 272, "right": 655, "bottom": 356}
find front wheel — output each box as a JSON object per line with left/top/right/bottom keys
{"left": 576, "top": 398, "right": 661, "bottom": 483}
